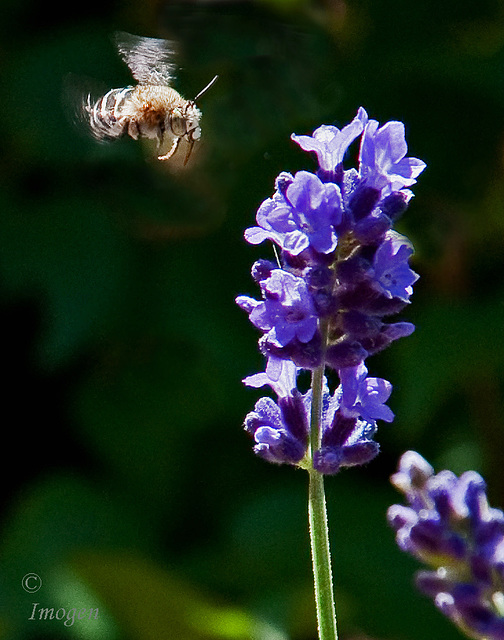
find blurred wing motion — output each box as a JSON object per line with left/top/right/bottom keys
{"left": 114, "top": 31, "right": 177, "bottom": 86}
{"left": 63, "top": 73, "right": 110, "bottom": 137}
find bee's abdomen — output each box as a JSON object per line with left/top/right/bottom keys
{"left": 86, "top": 87, "right": 134, "bottom": 140}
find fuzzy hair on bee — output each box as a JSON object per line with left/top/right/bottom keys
{"left": 77, "top": 32, "right": 217, "bottom": 164}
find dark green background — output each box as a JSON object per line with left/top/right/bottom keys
{"left": 1, "top": 0, "right": 504, "bottom": 638}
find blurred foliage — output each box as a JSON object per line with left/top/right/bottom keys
{"left": 1, "top": 0, "right": 504, "bottom": 638}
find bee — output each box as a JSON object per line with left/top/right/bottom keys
{"left": 82, "top": 32, "right": 218, "bottom": 164}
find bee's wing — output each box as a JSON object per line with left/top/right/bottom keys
{"left": 114, "top": 32, "right": 177, "bottom": 86}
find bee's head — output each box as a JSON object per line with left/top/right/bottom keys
{"left": 183, "top": 102, "right": 202, "bottom": 143}
{"left": 168, "top": 103, "right": 201, "bottom": 141}
{"left": 166, "top": 75, "right": 217, "bottom": 165}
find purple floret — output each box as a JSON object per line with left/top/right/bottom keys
{"left": 371, "top": 233, "right": 419, "bottom": 301}
{"left": 338, "top": 362, "right": 394, "bottom": 423}
{"left": 245, "top": 171, "right": 343, "bottom": 255}
{"left": 359, "top": 119, "right": 426, "bottom": 197}
{"left": 291, "top": 107, "right": 368, "bottom": 173}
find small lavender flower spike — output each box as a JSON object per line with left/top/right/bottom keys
{"left": 388, "top": 451, "right": 504, "bottom": 640}
{"left": 237, "top": 108, "right": 425, "bottom": 472}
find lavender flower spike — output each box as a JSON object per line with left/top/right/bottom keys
{"left": 388, "top": 451, "right": 504, "bottom": 640}
{"left": 238, "top": 108, "right": 425, "bottom": 472}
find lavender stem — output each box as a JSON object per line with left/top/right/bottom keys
{"left": 308, "top": 320, "right": 338, "bottom": 640}
{"left": 309, "top": 466, "right": 338, "bottom": 640}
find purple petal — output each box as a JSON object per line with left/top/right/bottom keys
{"left": 291, "top": 107, "right": 368, "bottom": 172}
{"left": 283, "top": 230, "right": 310, "bottom": 255}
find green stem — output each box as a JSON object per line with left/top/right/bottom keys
{"left": 309, "top": 468, "right": 337, "bottom": 640}
{"left": 308, "top": 320, "right": 338, "bottom": 640}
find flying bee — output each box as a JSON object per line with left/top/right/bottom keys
{"left": 81, "top": 32, "right": 218, "bottom": 164}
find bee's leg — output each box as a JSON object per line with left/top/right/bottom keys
{"left": 156, "top": 122, "right": 165, "bottom": 150}
{"left": 183, "top": 140, "right": 195, "bottom": 166}
{"left": 127, "top": 119, "right": 140, "bottom": 140}
{"left": 158, "top": 136, "right": 180, "bottom": 161}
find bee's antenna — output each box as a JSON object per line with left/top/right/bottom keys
{"left": 193, "top": 75, "right": 218, "bottom": 103}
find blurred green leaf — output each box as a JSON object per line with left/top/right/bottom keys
{"left": 70, "top": 549, "right": 286, "bottom": 640}
{"left": 0, "top": 473, "right": 151, "bottom": 638}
